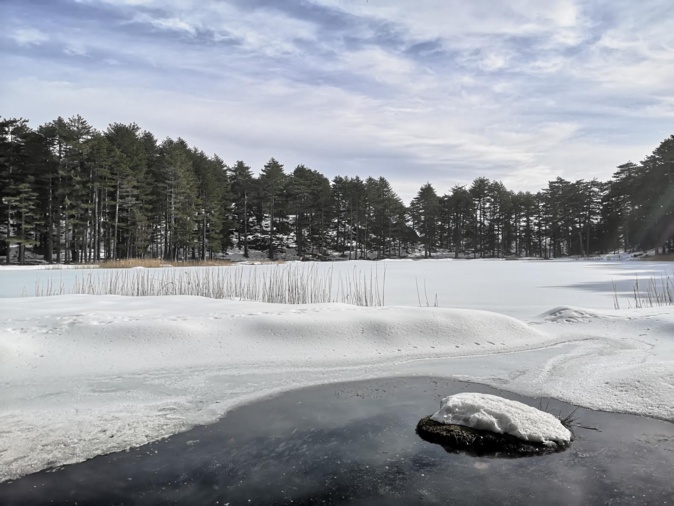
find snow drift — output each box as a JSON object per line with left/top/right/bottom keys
{"left": 1, "top": 293, "right": 673, "bottom": 483}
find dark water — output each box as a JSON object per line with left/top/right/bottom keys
{"left": 1, "top": 377, "right": 673, "bottom": 505}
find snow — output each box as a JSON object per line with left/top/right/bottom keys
{"left": 430, "top": 393, "right": 572, "bottom": 446}
{"left": 0, "top": 259, "right": 673, "bottom": 482}
{"left": 0, "top": 264, "right": 90, "bottom": 271}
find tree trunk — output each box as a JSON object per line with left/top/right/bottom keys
{"left": 46, "top": 178, "right": 54, "bottom": 263}
{"left": 114, "top": 179, "right": 120, "bottom": 261}
{"left": 268, "top": 194, "right": 275, "bottom": 260}
{"left": 5, "top": 202, "right": 10, "bottom": 264}
{"left": 243, "top": 191, "right": 249, "bottom": 258}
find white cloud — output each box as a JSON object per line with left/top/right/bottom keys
{"left": 74, "top": 0, "right": 154, "bottom": 5}
{"left": 9, "top": 28, "right": 49, "bottom": 47}
{"left": 338, "top": 47, "right": 417, "bottom": 85}
{"left": 314, "top": 0, "right": 585, "bottom": 43}
{"left": 124, "top": 1, "right": 318, "bottom": 56}
{"left": 136, "top": 14, "right": 197, "bottom": 35}
{"left": 64, "top": 42, "right": 89, "bottom": 57}
{"left": 1, "top": 0, "right": 673, "bottom": 202}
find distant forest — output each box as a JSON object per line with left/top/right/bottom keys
{"left": 1, "top": 115, "right": 673, "bottom": 264}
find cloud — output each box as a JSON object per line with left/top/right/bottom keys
{"left": 9, "top": 28, "right": 49, "bottom": 47}
{"left": 131, "top": 14, "right": 198, "bottom": 35}
{"left": 1, "top": 0, "right": 672, "bottom": 203}
{"left": 64, "top": 42, "right": 89, "bottom": 56}
{"left": 121, "top": 1, "right": 319, "bottom": 56}
{"left": 73, "top": 0, "right": 154, "bottom": 6}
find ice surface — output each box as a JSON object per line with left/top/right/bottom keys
{"left": 2, "top": 258, "right": 672, "bottom": 319}
{"left": 0, "top": 259, "right": 673, "bottom": 482}
{"left": 430, "top": 392, "right": 572, "bottom": 445}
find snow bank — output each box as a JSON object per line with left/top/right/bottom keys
{"left": 1, "top": 289, "right": 673, "bottom": 482}
{"left": 0, "top": 296, "right": 556, "bottom": 382}
{"left": 430, "top": 393, "right": 571, "bottom": 446}
{"left": 0, "top": 295, "right": 560, "bottom": 482}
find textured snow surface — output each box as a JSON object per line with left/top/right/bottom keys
{"left": 1, "top": 259, "right": 673, "bottom": 482}
{"left": 430, "top": 393, "right": 572, "bottom": 445}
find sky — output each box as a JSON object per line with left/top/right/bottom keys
{"left": 1, "top": 0, "right": 673, "bottom": 203}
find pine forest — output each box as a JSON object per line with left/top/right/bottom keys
{"left": 1, "top": 115, "right": 673, "bottom": 264}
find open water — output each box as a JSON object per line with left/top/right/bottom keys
{"left": 1, "top": 376, "right": 672, "bottom": 505}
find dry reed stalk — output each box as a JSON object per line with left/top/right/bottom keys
{"left": 37, "top": 263, "right": 387, "bottom": 306}
{"left": 616, "top": 273, "right": 674, "bottom": 309}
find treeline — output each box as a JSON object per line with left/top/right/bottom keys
{"left": 1, "top": 115, "right": 673, "bottom": 264}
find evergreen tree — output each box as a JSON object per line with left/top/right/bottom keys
{"left": 516, "top": 191, "right": 537, "bottom": 257}
{"left": 439, "top": 185, "right": 473, "bottom": 257}
{"left": 258, "top": 158, "right": 287, "bottom": 260}
{"left": 104, "top": 123, "right": 156, "bottom": 260}
{"left": 155, "top": 138, "right": 199, "bottom": 260}
{"left": 189, "top": 150, "right": 232, "bottom": 259}
{"left": 410, "top": 183, "right": 440, "bottom": 258}
{"left": 331, "top": 176, "right": 366, "bottom": 259}
{"left": 470, "top": 177, "right": 490, "bottom": 257}
{"left": 229, "top": 160, "right": 255, "bottom": 258}
{"left": 363, "top": 176, "right": 406, "bottom": 258}
{"left": 0, "top": 118, "right": 32, "bottom": 263}
{"left": 2, "top": 113, "right": 673, "bottom": 263}
{"left": 288, "top": 165, "right": 332, "bottom": 258}
{"left": 637, "top": 137, "right": 674, "bottom": 253}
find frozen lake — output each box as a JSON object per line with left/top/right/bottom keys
{"left": 1, "top": 259, "right": 672, "bottom": 319}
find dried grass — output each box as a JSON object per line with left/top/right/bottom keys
{"left": 98, "top": 258, "right": 237, "bottom": 269}
{"left": 639, "top": 254, "right": 674, "bottom": 262}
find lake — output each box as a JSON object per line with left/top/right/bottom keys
{"left": 1, "top": 259, "right": 673, "bottom": 319}
{"left": 2, "top": 376, "right": 672, "bottom": 505}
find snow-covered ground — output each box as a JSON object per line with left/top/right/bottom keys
{"left": 0, "top": 259, "right": 673, "bottom": 482}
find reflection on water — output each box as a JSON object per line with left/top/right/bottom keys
{"left": 1, "top": 377, "right": 672, "bottom": 505}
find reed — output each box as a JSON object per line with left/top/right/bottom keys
{"left": 98, "top": 258, "right": 236, "bottom": 269}
{"left": 33, "top": 263, "right": 386, "bottom": 306}
{"left": 613, "top": 274, "right": 674, "bottom": 309}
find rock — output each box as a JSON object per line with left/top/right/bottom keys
{"left": 416, "top": 416, "right": 571, "bottom": 457}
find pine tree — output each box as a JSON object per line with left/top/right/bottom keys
{"left": 104, "top": 123, "right": 156, "bottom": 260}
{"left": 288, "top": 165, "right": 332, "bottom": 258}
{"left": 332, "top": 176, "right": 367, "bottom": 259}
{"left": 470, "top": 177, "right": 490, "bottom": 258}
{"left": 189, "top": 150, "right": 231, "bottom": 260}
{"left": 410, "top": 183, "right": 440, "bottom": 258}
{"left": 441, "top": 185, "right": 474, "bottom": 257}
{"left": 0, "top": 118, "right": 32, "bottom": 263}
{"left": 258, "top": 158, "right": 287, "bottom": 260}
{"left": 155, "top": 138, "right": 199, "bottom": 260}
{"left": 229, "top": 161, "right": 255, "bottom": 258}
